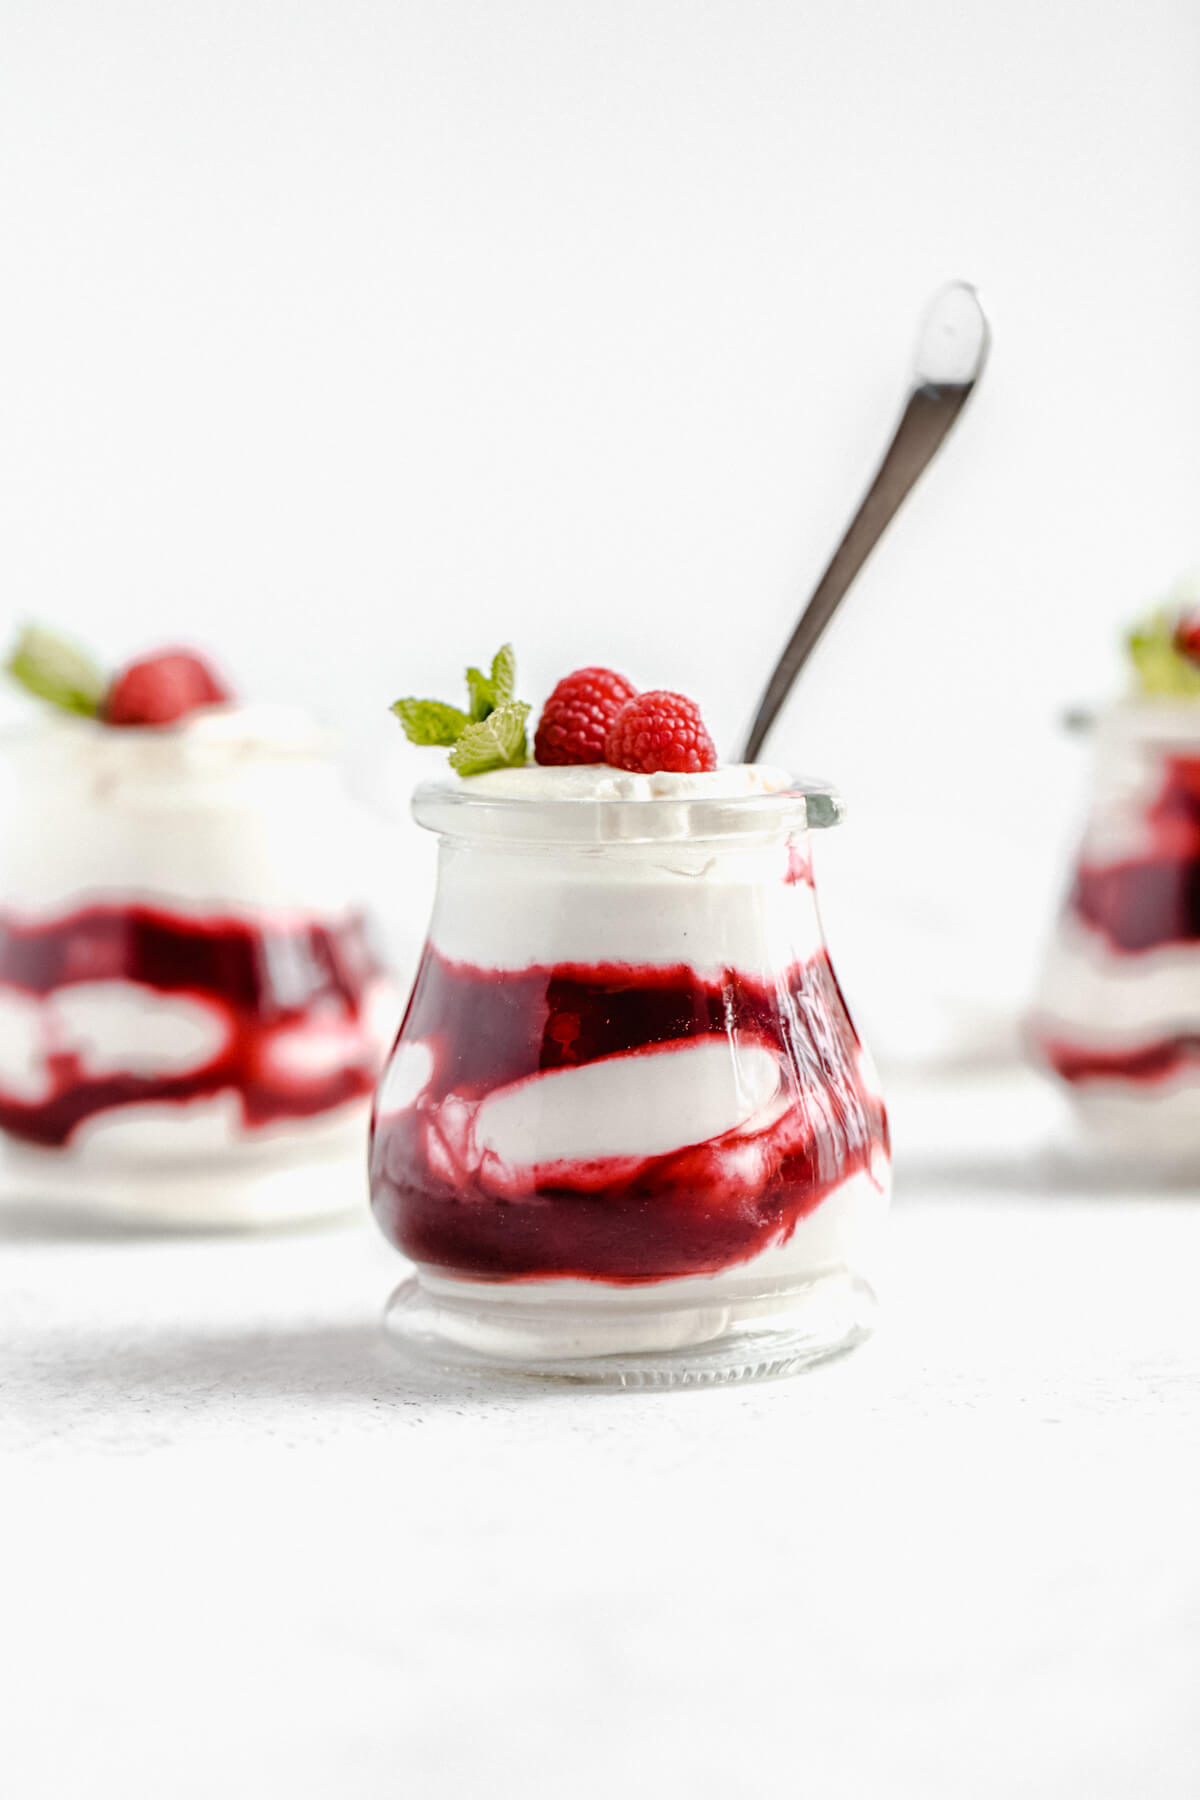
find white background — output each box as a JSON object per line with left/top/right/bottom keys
{"left": 2, "top": 0, "right": 1199, "bottom": 1041}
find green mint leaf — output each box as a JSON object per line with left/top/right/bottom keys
{"left": 465, "top": 666, "right": 495, "bottom": 722}
{"left": 490, "top": 643, "right": 516, "bottom": 706}
{"left": 449, "top": 700, "right": 530, "bottom": 776}
{"left": 465, "top": 643, "right": 517, "bottom": 721}
{"left": 391, "top": 697, "right": 471, "bottom": 746}
{"left": 391, "top": 647, "right": 525, "bottom": 763}
{"left": 6, "top": 625, "right": 107, "bottom": 718}
{"left": 1128, "top": 612, "right": 1200, "bottom": 698}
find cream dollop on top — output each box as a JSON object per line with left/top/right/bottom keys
{"left": 460, "top": 763, "right": 795, "bottom": 802}
{"left": 0, "top": 704, "right": 337, "bottom": 789}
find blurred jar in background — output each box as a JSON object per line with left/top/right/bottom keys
{"left": 1031, "top": 594, "right": 1200, "bottom": 1162}
{"left": 0, "top": 632, "right": 398, "bottom": 1227}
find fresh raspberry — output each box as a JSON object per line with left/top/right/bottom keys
{"left": 1174, "top": 612, "right": 1200, "bottom": 667}
{"left": 105, "top": 650, "right": 232, "bottom": 727}
{"left": 534, "top": 666, "right": 638, "bottom": 765}
{"left": 604, "top": 689, "right": 717, "bottom": 775}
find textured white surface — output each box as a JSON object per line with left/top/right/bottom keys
{"left": 3, "top": 1075, "right": 1200, "bottom": 1799}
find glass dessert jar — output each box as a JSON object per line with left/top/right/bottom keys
{"left": 1031, "top": 701, "right": 1200, "bottom": 1161}
{"left": 0, "top": 707, "right": 397, "bottom": 1227}
{"left": 370, "top": 768, "right": 891, "bottom": 1385}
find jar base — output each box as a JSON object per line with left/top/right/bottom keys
{"left": 383, "top": 1266, "right": 878, "bottom": 1388}
{"left": 1060, "top": 1076, "right": 1200, "bottom": 1167}
{"left": 0, "top": 1131, "right": 368, "bottom": 1232}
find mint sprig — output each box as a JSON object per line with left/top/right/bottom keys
{"left": 6, "top": 625, "right": 107, "bottom": 718}
{"left": 449, "top": 701, "right": 530, "bottom": 776}
{"left": 390, "top": 698, "right": 471, "bottom": 745}
{"left": 465, "top": 644, "right": 517, "bottom": 721}
{"left": 391, "top": 644, "right": 529, "bottom": 774}
{"left": 1128, "top": 610, "right": 1200, "bottom": 698}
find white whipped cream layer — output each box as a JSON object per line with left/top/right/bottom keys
{"left": 379, "top": 1036, "right": 795, "bottom": 1195}
{"left": 417, "top": 765, "right": 820, "bottom": 975}
{"left": 0, "top": 984, "right": 230, "bottom": 1102}
{"left": 69, "top": 1093, "right": 373, "bottom": 1161}
{"left": 1035, "top": 916, "right": 1200, "bottom": 1046}
{"left": 0, "top": 708, "right": 381, "bottom": 916}
{"left": 473, "top": 1037, "right": 782, "bottom": 1169}
{"left": 427, "top": 839, "right": 822, "bottom": 973}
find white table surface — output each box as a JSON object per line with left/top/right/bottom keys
{"left": 3, "top": 1073, "right": 1199, "bottom": 1800}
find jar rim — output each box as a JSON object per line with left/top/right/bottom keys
{"left": 0, "top": 704, "right": 339, "bottom": 766}
{"left": 1068, "top": 698, "right": 1200, "bottom": 745}
{"left": 411, "top": 771, "right": 844, "bottom": 845}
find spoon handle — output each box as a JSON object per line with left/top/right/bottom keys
{"left": 740, "top": 283, "right": 989, "bottom": 764}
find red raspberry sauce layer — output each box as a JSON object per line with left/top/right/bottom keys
{"left": 369, "top": 947, "right": 888, "bottom": 1284}
{"left": 1037, "top": 1033, "right": 1200, "bottom": 1087}
{"left": 1070, "top": 755, "right": 1200, "bottom": 953}
{"left": 0, "top": 902, "right": 384, "bottom": 1147}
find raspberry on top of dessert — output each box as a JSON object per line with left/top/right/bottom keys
{"left": 391, "top": 642, "right": 722, "bottom": 780}
{"left": 7, "top": 623, "right": 232, "bottom": 730}
{"left": 532, "top": 666, "right": 638, "bottom": 766}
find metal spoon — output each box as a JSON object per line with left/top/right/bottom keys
{"left": 741, "top": 280, "right": 990, "bottom": 762}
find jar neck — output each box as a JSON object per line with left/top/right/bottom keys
{"left": 423, "top": 828, "right": 824, "bottom": 977}
{"left": 1081, "top": 712, "right": 1200, "bottom": 864}
{"left": 410, "top": 776, "right": 837, "bottom": 852}
{"left": 432, "top": 825, "right": 807, "bottom": 870}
